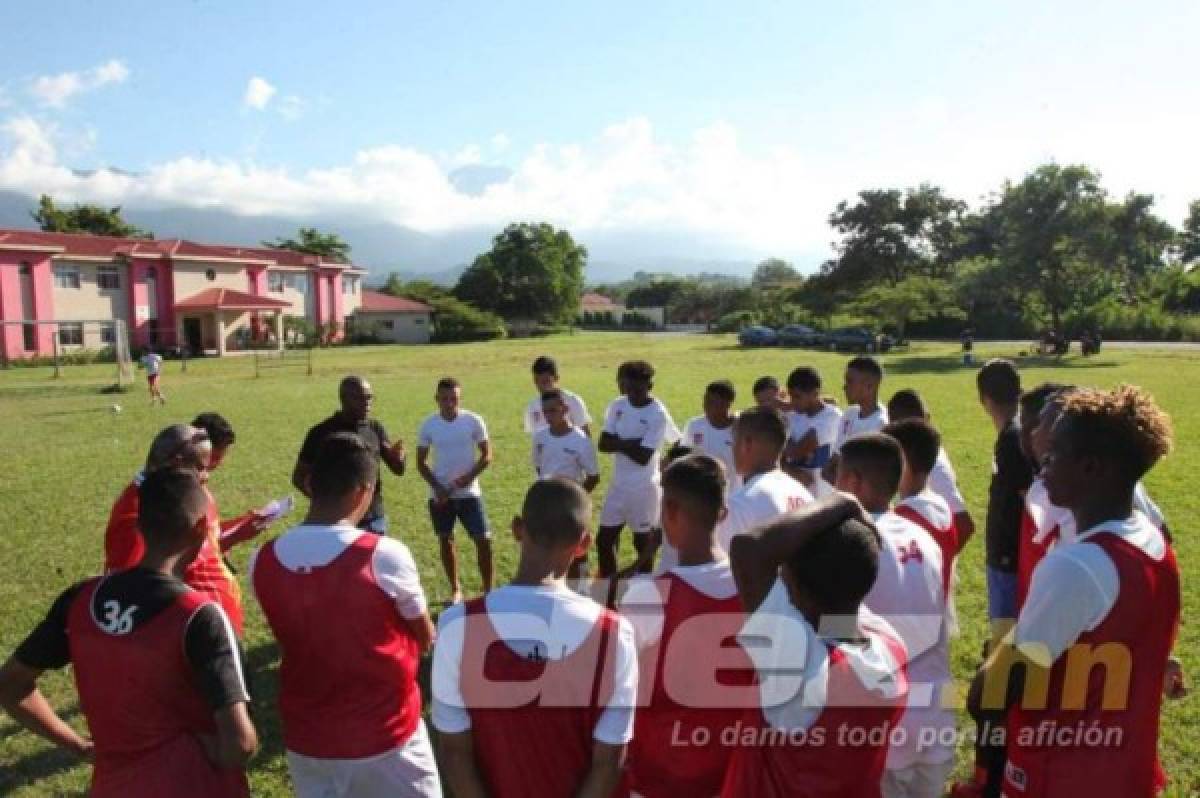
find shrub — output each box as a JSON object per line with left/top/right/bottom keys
{"left": 715, "top": 310, "right": 759, "bottom": 333}
{"left": 429, "top": 297, "right": 506, "bottom": 343}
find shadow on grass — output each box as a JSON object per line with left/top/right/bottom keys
{"left": 883, "top": 354, "right": 1121, "bottom": 375}
{"left": 0, "top": 703, "right": 86, "bottom": 791}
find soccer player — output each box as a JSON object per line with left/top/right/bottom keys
{"left": 532, "top": 390, "right": 600, "bottom": 492}
{"left": 141, "top": 347, "right": 165, "bottom": 405}
{"left": 417, "top": 377, "right": 494, "bottom": 602}
{"left": 1, "top": 468, "right": 256, "bottom": 797}
{"left": 682, "top": 379, "right": 740, "bottom": 490}
{"left": 751, "top": 375, "right": 790, "bottom": 412}
{"left": 886, "top": 389, "right": 976, "bottom": 551}
{"left": 836, "top": 434, "right": 953, "bottom": 798}
{"left": 783, "top": 366, "right": 842, "bottom": 495}
{"left": 975, "top": 385, "right": 1179, "bottom": 798}
{"left": 432, "top": 478, "right": 638, "bottom": 798}
{"left": 884, "top": 419, "right": 961, "bottom": 600}
{"left": 619, "top": 454, "right": 753, "bottom": 796}
{"left": 523, "top": 355, "right": 593, "bottom": 437}
{"left": 293, "top": 376, "right": 407, "bottom": 534}
{"left": 251, "top": 433, "right": 441, "bottom": 798}
{"left": 836, "top": 356, "right": 889, "bottom": 450}
{"left": 105, "top": 422, "right": 265, "bottom": 637}
{"left": 716, "top": 405, "right": 812, "bottom": 554}
{"left": 721, "top": 494, "right": 908, "bottom": 797}
{"left": 597, "top": 360, "right": 680, "bottom": 577}
{"left": 976, "top": 358, "right": 1033, "bottom": 624}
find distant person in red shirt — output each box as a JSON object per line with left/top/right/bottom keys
{"left": 433, "top": 477, "right": 638, "bottom": 798}
{"left": 721, "top": 494, "right": 908, "bottom": 798}
{"left": 973, "top": 386, "right": 1180, "bottom": 797}
{"left": 618, "top": 453, "right": 754, "bottom": 797}
{"left": 0, "top": 468, "right": 257, "bottom": 797}
{"left": 252, "top": 432, "right": 440, "bottom": 797}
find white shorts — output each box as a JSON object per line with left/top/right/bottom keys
{"left": 881, "top": 758, "right": 955, "bottom": 798}
{"left": 287, "top": 720, "right": 442, "bottom": 798}
{"left": 599, "top": 481, "right": 662, "bottom": 534}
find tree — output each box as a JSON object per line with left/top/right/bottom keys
{"left": 32, "top": 195, "right": 152, "bottom": 239}
{"left": 382, "top": 274, "right": 448, "bottom": 303}
{"left": 1180, "top": 199, "right": 1200, "bottom": 264}
{"left": 751, "top": 258, "right": 799, "bottom": 287}
{"left": 847, "top": 275, "right": 964, "bottom": 340}
{"left": 1101, "top": 192, "right": 1175, "bottom": 300}
{"left": 824, "top": 184, "right": 966, "bottom": 289}
{"left": 990, "top": 164, "right": 1114, "bottom": 331}
{"left": 264, "top": 227, "right": 352, "bottom": 262}
{"left": 454, "top": 222, "right": 586, "bottom": 323}
{"left": 626, "top": 277, "right": 685, "bottom": 309}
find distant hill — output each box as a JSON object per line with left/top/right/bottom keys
{"left": 0, "top": 189, "right": 768, "bottom": 284}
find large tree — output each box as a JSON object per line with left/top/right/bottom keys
{"left": 847, "top": 275, "right": 964, "bottom": 340}
{"left": 264, "top": 227, "right": 352, "bottom": 261}
{"left": 454, "top": 222, "right": 586, "bottom": 323}
{"left": 32, "top": 195, "right": 152, "bottom": 239}
{"left": 824, "top": 184, "right": 966, "bottom": 288}
{"left": 751, "top": 257, "right": 799, "bottom": 287}
{"left": 1180, "top": 199, "right": 1200, "bottom": 264}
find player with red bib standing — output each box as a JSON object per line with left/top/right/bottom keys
{"left": 974, "top": 385, "right": 1180, "bottom": 797}
{"left": 433, "top": 477, "right": 639, "bottom": 798}
{"left": 0, "top": 468, "right": 256, "bottom": 797}
{"left": 721, "top": 494, "right": 909, "bottom": 798}
{"left": 251, "top": 432, "right": 441, "bottom": 798}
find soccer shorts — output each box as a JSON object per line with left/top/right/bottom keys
{"left": 599, "top": 481, "right": 662, "bottom": 535}
{"left": 287, "top": 720, "right": 442, "bottom": 798}
{"left": 881, "top": 758, "right": 955, "bottom": 798}
{"left": 147, "top": 374, "right": 159, "bottom": 386}
{"left": 429, "top": 497, "right": 491, "bottom": 540}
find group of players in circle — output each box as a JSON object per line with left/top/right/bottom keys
{"left": 0, "top": 353, "right": 1186, "bottom": 798}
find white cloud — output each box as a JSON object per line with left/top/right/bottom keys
{"left": 1, "top": 112, "right": 1196, "bottom": 263}
{"left": 30, "top": 59, "right": 129, "bottom": 108}
{"left": 243, "top": 77, "right": 276, "bottom": 111}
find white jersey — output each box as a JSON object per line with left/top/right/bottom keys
{"left": 141, "top": 353, "right": 163, "bottom": 376}
{"left": 523, "top": 388, "right": 592, "bottom": 434}
{"left": 602, "top": 396, "right": 680, "bottom": 489}
{"left": 532, "top": 426, "right": 599, "bottom": 484}
{"left": 417, "top": 411, "right": 489, "bottom": 498}
{"left": 682, "top": 415, "right": 740, "bottom": 490}
{"left": 716, "top": 469, "right": 813, "bottom": 554}
{"left": 863, "top": 511, "right": 952, "bottom": 769}
{"left": 927, "top": 447, "right": 967, "bottom": 515}
{"left": 787, "top": 403, "right": 842, "bottom": 474}
{"left": 835, "top": 405, "right": 889, "bottom": 451}
{"left": 431, "top": 584, "right": 638, "bottom": 745}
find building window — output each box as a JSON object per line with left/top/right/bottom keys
{"left": 381, "top": 319, "right": 395, "bottom": 330}
{"left": 59, "top": 323, "right": 83, "bottom": 346}
{"left": 342, "top": 275, "right": 359, "bottom": 295}
{"left": 22, "top": 324, "right": 35, "bottom": 351}
{"left": 19, "top": 262, "right": 31, "bottom": 277}
{"left": 54, "top": 265, "right": 81, "bottom": 289}
{"left": 101, "top": 325, "right": 116, "bottom": 345}
{"left": 98, "top": 266, "right": 120, "bottom": 290}
{"left": 287, "top": 273, "right": 308, "bottom": 293}
{"left": 414, "top": 317, "right": 426, "bottom": 325}
{"left": 268, "top": 272, "right": 286, "bottom": 293}
{"left": 205, "top": 268, "right": 217, "bottom": 281}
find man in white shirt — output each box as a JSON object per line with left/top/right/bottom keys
{"left": 886, "top": 388, "right": 976, "bottom": 551}
{"left": 716, "top": 405, "right": 813, "bottom": 554}
{"left": 783, "top": 366, "right": 842, "bottom": 496}
{"left": 141, "top": 349, "right": 165, "bottom": 405}
{"left": 836, "top": 356, "right": 889, "bottom": 451}
{"left": 432, "top": 478, "right": 637, "bottom": 798}
{"left": 681, "top": 379, "right": 740, "bottom": 491}
{"left": 417, "top": 377, "right": 493, "bottom": 603}
{"left": 523, "top": 355, "right": 592, "bottom": 436}
{"left": 596, "top": 361, "right": 680, "bottom": 578}
{"left": 532, "top": 390, "right": 600, "bottom": 492}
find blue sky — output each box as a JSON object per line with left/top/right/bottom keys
{"left": 1, "top": 0, "right": 1197, "bottom": 268}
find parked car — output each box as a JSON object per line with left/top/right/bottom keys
{"left": 777, "top": 324, "right": 822, "bottom": 347}
{"left": 738, "top": 325, "right": 778, "bottom": 346}
{"left": 826, "top": 327, "right": 892, "bottom": 353}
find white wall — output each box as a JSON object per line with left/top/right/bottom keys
{"left": 355, "top": 311, "right": 431, "bottom": 343}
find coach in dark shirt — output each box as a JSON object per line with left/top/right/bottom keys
{"left": 292, "top": 376, "right": 406, "bottom": 533}
{"left": 977, "top": 359, "right": 1034, "bottom": 623}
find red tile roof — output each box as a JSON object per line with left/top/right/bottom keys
{"left": 0, "top": 228, "right": 356, "bottom": 269}
{"left": 359, "top": 290, "right": 432, "bottom": 313}
{"left": 581, "top": 292, "right": 619, "bottom": 308}
{"left": 173, "top": 288, "right": 292, "bottom": 311}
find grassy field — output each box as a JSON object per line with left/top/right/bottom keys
{"left": 0, "top": 333, "right": 1195, "bottom": 796}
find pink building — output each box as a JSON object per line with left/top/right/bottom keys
{"left": 0, "top": 229, "right": 368, "bottom": 358}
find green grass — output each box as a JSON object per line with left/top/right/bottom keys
{"left": 0, "top": 333, "right": 1195, "bottom": 796}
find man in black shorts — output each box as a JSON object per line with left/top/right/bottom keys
{"left": 293, "top": 376, "right": 407, "bottom": 534}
